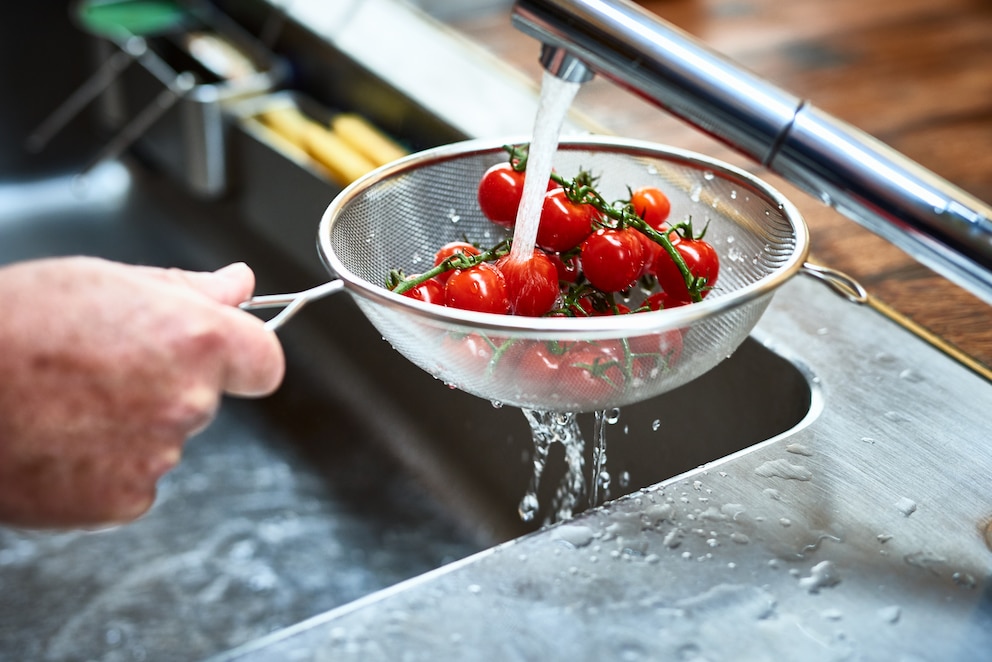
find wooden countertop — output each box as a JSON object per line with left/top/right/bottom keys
{"left": 453, "top": 0, "right": 992, "bottom": 375}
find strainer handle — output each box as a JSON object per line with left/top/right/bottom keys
{"left": 801, "top": 262, "right": 869, "bottom": 304}
{"left": 240, "top": 280, "right": 346, "bottom": 331}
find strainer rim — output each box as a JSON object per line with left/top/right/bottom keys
{"left": 317, "top": 135, "right": 810, "bottom": 337}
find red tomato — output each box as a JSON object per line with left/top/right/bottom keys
{"left": 643, "top": 291, "right": 689, "bottom": 311}
{"left": 477, "top": 163, "right": 524, "bottom": 226}
{"left": 444, "top": 263, "right": 511, "bottom": 314}
{"left": 579, "top": 227, "right": 645, "bottom": 292}
{"left": 653, "top": 236, "right": 720, "bottom": 303}
{"left": 477, "top": 163, "right": 555, "bottom": 227}
{"left": 570, "top": 295, "right": 631, "bottom": 317}
{"left": 442, "top": 332, "right": 500, "bottom": 372}
{"left": 630, "top": 186, "right": 672, "bottom": 231}
{"left": 514, "top": 341, "right": 622, "bottom": 403}
{"left": 536, "top": 189, "right": 598, "bottom": 252}
{"left": 400, "top": 276, "right": 444, "bottom": 304}
{"left": 434, "top": 241, "right": 481, "bottom": 283}
{"left": 548, "top": 251, "right": 580, "bottom": 284}
{"left": 627, "top": 330, "right": 684, "bottom": 375}
{"left": 496, "top": 250, "right": 560, "bottom": 317}
{"left": 634, "top": 229, "right": 662, "bottom": 277}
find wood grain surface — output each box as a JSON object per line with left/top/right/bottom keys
{"left": 453, "top": 0, "right": 992, "bottom": 374}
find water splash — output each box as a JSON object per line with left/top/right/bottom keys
{"left": 591, "top": 410, "right": 614, "bottom": 507}
{"left": 518, "top": 409, "right": 587, "bottom": 524}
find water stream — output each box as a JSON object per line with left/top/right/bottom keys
{"left": 509, "top": 70, "right": 608, "bottom": 525}
{"left": 507, "top": 70, "right": 581, "bottom": 263}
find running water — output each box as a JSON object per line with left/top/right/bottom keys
{"left": 518, "top": 410, "right": 586, "bottom": 524}
{"left": 510, "top": 70, "right": 615, "bottom": 525}
{"left": 507, "top": 70, "right": 582, "bottom": 263}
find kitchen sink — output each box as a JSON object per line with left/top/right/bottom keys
{"left": 0, "top": 154, "right": 813, "bottom": 661}
{"left": 0, "top": 3, "right": 816, "bottom": 659}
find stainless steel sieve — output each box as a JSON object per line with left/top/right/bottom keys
{"left": 243, "top": 135, "right": 865, "bottom": 412}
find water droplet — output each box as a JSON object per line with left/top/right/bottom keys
{"left": 861, "top": 437, "right": 876, "bottom": 445}
{"left": 894, "top": 497, "right": 917, "bottom": 517}
{"left": 798, "top": 560, "right": 841, "bottom": 593}
{"left": 877, "top": 534, "right": 893, "bottom": 544}
{"left": 953, "top": 572, "right": 977, "bottom": 589}
{"left": 898, "top": 369, "right": 925, "bottom": 383}
{"left": 730, "top": 532, "right": 750, "bottom": 544}
{"left": 619, "top": 470, "right": 631, "bottom": 488}
{"left": 884, "top": 411, "right": 910, "bottom": 424}
{"left": 779, "top": 518, "right": 792, "bottom": 527}
{"left": 878, "top": 605, "right": 901, "bottom": 623}
{"left": 518, "top": 493, "right": 539, "bottom": 522}
{"left": 490, "top": 400, "right": 503, "bottom": 409}
{"left": 689, "top": 183, "right": 703, "bottom": 202}
{"left": 754, "top": 459, "right": 813, "bottom": 481}
{"left": 467, "top": 583, "right": 482, "bottom": 594}
{"left": 447, "top": 208, "right": 461, "bottom": 223}
{"left": 651, "top": 419, "right": 661, "bottom": 431}
{"left": 605, "top": 408, "right": 621, "bottom": 424}
{"left": 785, "top": 443, "right": 814, "bottom": 456}
{"left": 702, "top": 170, "right": 715, "bottom": 181}
{"left": 553, "top": 524, "right": 595, "bottom": 548}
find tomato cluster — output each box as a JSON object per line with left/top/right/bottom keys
{"left": 390, "top": 148, "right": 721, "bottom": 318}
{"left": 386, "top": 146, "right": 722, "bottom": 401}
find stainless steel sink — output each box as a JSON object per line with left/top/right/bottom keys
{"left": 11, "top": 4, "right": 984, "bottom": 662}
{"left": 0, "top": 4, "right": 816, "bottom": 660}
{"left": 0, "top": 152, "right": 813, "bottom": 660}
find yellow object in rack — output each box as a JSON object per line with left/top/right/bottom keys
{"left": 256, "top": 104, "right": 408, "bottom": 186}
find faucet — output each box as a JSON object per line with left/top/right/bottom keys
{"left": 511, "top": 0, "right": 992, "bottom": 305}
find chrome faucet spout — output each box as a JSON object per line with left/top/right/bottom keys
{"left": 539, "top": 44, "right": 594, "bottom": 84}
{"left": 512, "top": 0, "right": 992, "bottom": 305}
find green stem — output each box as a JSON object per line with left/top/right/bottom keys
{"left": 550, "top": 170, "right": 704, "bottom": 302}
{"left": 390, "top": 239, "right": 511, "bottom": 294}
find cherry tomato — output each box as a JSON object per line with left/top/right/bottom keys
{"left": 400, "top": 275, "right": 445, "bottom": 304}
{"left": 477, "top": 163, "right": 555, "bottom": 227}
{"left": 630, "top": 186, "right": 672, "bottom": 231}
{"left": 627, "top": 330, "right": 684, "bottom": 376}
{"left": 496, "top": 250, "right": 560, "bottom": 317}
{"left": 444, "top": 262, "right": 511, "bottom": 314}
{"left": 579, "top": 227, "right": 645, "bottom": 292}
{"left": 536, "top": 188, "right": 598, "bottom": 252}
{"left": 434, "top": 241, "right": 481, "bottom": 283}
{"left": 442, "top": 332, "right": 501, "bottom": 372}
{"left": 634, "top": 229, "right": 662, "bottom": 277}
{"left": 513, "top": 341, "right": 622, "bottom": 404}
{"left": 643, "top": 291, "right": 689, "bottom": 311}
{"left": 653, "top": 236, "right": 720, "bottom": 303}
{"left": 548, "top": 251, "right": 581, "bottom": 284}
{"left": 570, "top": 295, "right": 631, "bottom": 317}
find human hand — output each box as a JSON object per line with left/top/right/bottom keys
{"left": 0, "top": 256, "right": 285, "bottom": 528}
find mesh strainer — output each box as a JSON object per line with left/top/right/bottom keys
{"left": 244, "top": 135, "right": 865, "bottom": 412}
